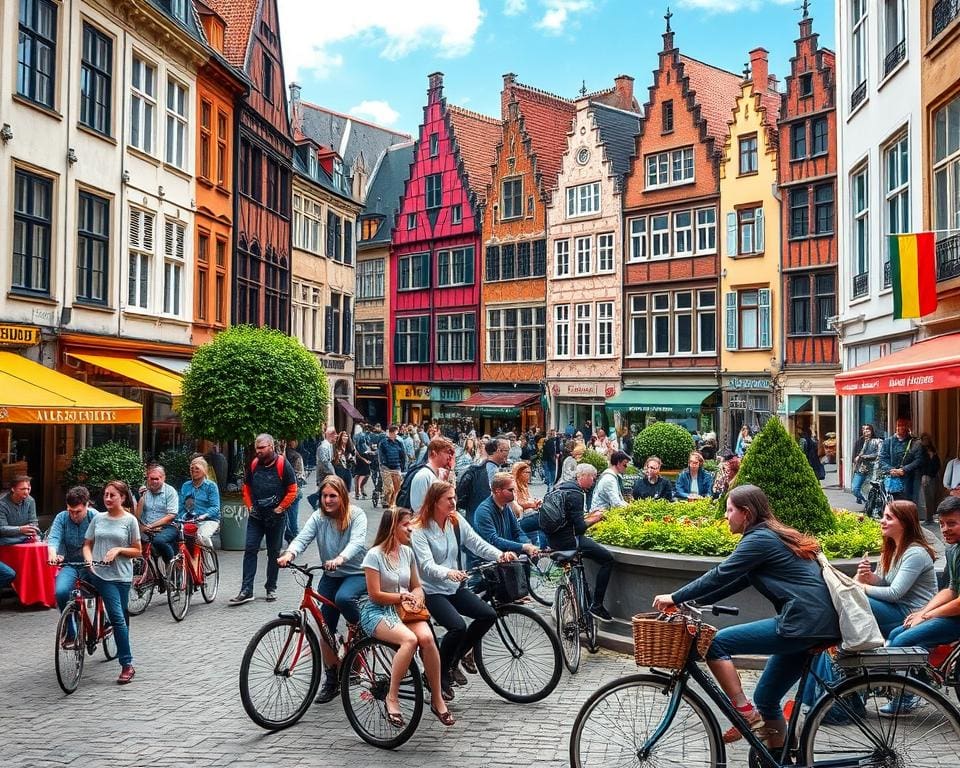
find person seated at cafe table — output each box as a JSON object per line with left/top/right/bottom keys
{"left": 47, "top": 486, "right": 98, "bottom": 612}
{"left": 0, "top": 474, "right": 40, "bottom": 545}
{"left": 632, "top": 456, "right": 675, "bottom": 501}
{"left": 135, "top": 464, "right": 179, "bottom": 566}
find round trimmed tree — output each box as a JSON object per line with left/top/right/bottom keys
{"left": 734, "top": 417, "right": 836, "bottom": 534}
{"left": 633, "top": 422, "right": 695, "bottom": 470}
{"left": 179, "top": 325, "right": 329, "bottom": 445}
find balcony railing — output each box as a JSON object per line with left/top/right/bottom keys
{"left": 883, "top": 260, "right": 891, "bottom": 288}
{"left": 937, "top": 233, "right": 960, "bottom": 281}
{"left": 853, "top": 271, "right": 869, "bottom": 298}
{"left": 883, "top": 39, "right": 906, "bottom": 76}
{"left": 933, "top": 0, "right": 960, "bottom": 38}
{"left": 851, "top": 81, "right": 867, "bottom": 110}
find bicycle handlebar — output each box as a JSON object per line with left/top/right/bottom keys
{"left": 54, "top": 561, "right": 109, "bottom": 567}
{"left": 679, "top": 601, "right": 739, "bottom": 618}
{"left": 281, "top": 561, "right": 326, "bottom": 576}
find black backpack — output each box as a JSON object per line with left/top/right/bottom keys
{"left": 539, "top": 488, "right": 578, "bottom": 534}
{"left": 394, "top": 457, "right": 429, "bottom": 510}
{"left": 456, "top": 461, "right": 493, "bottom": 514}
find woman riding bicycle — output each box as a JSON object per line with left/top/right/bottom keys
{"left": 409, "top": 480, "right": 516, "bottom": 701}
{"left": 278, "top": 474, "right": 367, "bottom": 704}
{"left": 179, "top": 457, "right": 220, "bottom": 547}
{"left": 360, "top": 507, "right": 453, "bottom": 727}
{"left": 653, "top": 484, "right": 839, "bottom": 749}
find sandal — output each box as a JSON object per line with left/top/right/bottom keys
{"left": 385, "top": 710, "right": 405, "bottom": 728}
{"left": 723, "top": 706, "right": 763, "bottom": 743}
{"left": 430, "top": 704, "right": 456, "bottom": 726}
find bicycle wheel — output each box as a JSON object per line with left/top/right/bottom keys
{"left": 101, "top": 611, "right": 118, "bottom": 661}
{"left": 166, "top": 557, "right": 191, "bottom": 622}
{"left": 127, "top": 557, "right": 154, "bottom": 615}
{"left": 239, "top": 617, "right": 321, "bottom": 730}
{"left": 55, "top": 605, "right": 85, "bottom": 694}
{"left": 800, "top": 672, "right": 960, "bottom": 767}
{"left": 555, "top": 583, "right": 581, "bottom": 674}
{"left": 474, "top": 604, "right": 562, "bottom": 703}
{"left": 200, "top": 546, "right": 219, "bottom": 603}
{"left": 340, "top": 636, "right": 424, "bottom": 749}
{"left": 527, "top": 558, "right": 559, "bottom": 607}
{"left": 570, "top": 673, "right": 721, "bottom": 767}
{"left": 575, "top": 572, "right": 601, "bottom": 654}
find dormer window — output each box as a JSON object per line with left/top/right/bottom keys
{"left": 169, "top": 0, "right": 187, "bottom": 22}
{"left": 308, "top": 150, "right": 318, "bottom": 178}
{"left": 333, "top": 158, "right": 344, "bottom": 190}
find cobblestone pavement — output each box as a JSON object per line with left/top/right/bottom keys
{"left": 0, "top": 492, "right": 759, "bottom": 768}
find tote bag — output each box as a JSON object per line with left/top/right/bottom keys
{"left": 815, "top": 552, "right": 884, "bottom": 652}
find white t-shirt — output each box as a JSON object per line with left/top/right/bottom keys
{"left": 362, "top": 545, "right": 415, "bottom": 595}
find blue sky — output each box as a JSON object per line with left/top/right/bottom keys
{"left": 276, "top": 0, "right": 836, "bottom": 137}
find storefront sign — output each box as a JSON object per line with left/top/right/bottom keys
{"left": 729, "top": 399, "right": 747, "bottom": 410}
{"left": 394, "top": 385, "right": 432, "bottom": 401}
{"left": 320, "top": 357, "right": 347, "bottom": 371}
{"left": 726, "top": 377, "right": 770, "bottom": 390}
{"left": 0, "top": 325, "right": 41, "bottom": 347}
{"left": 552, "top": 381, "right": 617, "bottom": 399}
{"left": 433, "top": 387, "right": 470, "bottom": 402}
{"left": 0, "top": 406, "right": 140, "bottom": 424}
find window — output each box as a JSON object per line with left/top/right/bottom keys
{"left": 127, "top": 208, "right": 153, "bottom": 309}
{"left": 164, "top": 79, "right": 187, "bottom": 168}
{"left": 565, "top": 181, "right": 600, "bottom": 218}
{"left": 811, "top": 117, "right": 828, "bottom": 156}
{"left": 239, "top": 139, "right": 262, "bottom": 200}
{"left": 397, "top": 252, "right": 429, "bottom": 290}
{"left": 696, "top": 208, "right": 716, "bottom": 254}
{"left": 814, "top": 185, "right": 834, "bottom": 234}
{"left": 291, "top": 282, "right": 321, "bottom": 350}
{"left": 791, "top": 123, "right": 807, "bottom": 160}
{"left": 882, "top": 0, "right": 906, "bottom": 76}
{"left": 261, "top": 53, "right": 273, "bottom": 103}
{"left": 214, "top": 238, "right": 226, "bottom": 325}
{"left": 675, "top": 292, "right": 692, "bottom": 354}
{"left": 169, "top": 0, "right": 188, "bottom": 22}
{"left": 815, "top": 273, "right": 836, "bottom": 334}
{"left": 13, "top": 170, "right": 52, "bottom": 294}
{"left": 629, "top": 295, "right": 647, "bottom": 355}
{"left": 739, "top": 135, "right": 758, "bottom": 175}
{"left": 597, "top": 233, "right": 614, "bottom": 272}
{"left": 652, "top": 293, "right": 669, "bottom": 354}
{"left": 17, "top": 0, "right": 57, "bottom": 108}
{"left": 575, "top": 236, "right": 591, "bottom": 275}
{"left": 426, "top": 173, "right": 442, "bottom": 209}
{"left": 629, "top": 217, "right": 647, "bottom": 261}
{"left": 429, "top": 132, "right": 439, "bottom": 157}
{"left": 798, "top": 72, "right": 813, "bottom": 98}
{"left": 357, "top": 321, "right": 384, "bottom": 367}
{"left": 199, "top": 100, "right": 212, "bottom": 179}
{"left": 293, "top": 195, "right": 323, "bottom": 253}
{"left": 436, "top": 313, "right": 475, "bottom": 363}
{"left": 502, "top": 177, "right": 522, "bottom": 219}
{"left": 790, "top": 272, "right": 836, "bottom": 335}
{"left": 406, "top": 212, "right": 416, "bottom": 230}
{"left": 790, "top": 275, "right": 811, "bottom": 335}
{"left": 554, "top": 304, "right": 569, "bottom": 357}
{"left": 451, "top": 204, "right": 462, "bottom": 225}
{"left": 850, "top": 0, "right": 868, "bottom": 104}
{"left": 76, "top": 191, "right": 109, "bottom": 304}
{"left": 597, "top": 302, "right": 614, "bottom": 356}
{"left": 698, "top": 290, "right": 716, "bottom": 353}
{"left": 196, "top": 232, "right": 209, "bottom": 322}
{"left": 342, "top": 296, "right": 352, "bottom": 355}
{"left": 129, "top": 57, "right": 156, "bottom": 153}
{"left": 728, "top": 207, "right": 764, "bottom": 255}
{"left": 326, "top": 211, "right": 342, "bottom": 260}
{"left": 852, "top": 165, "right": 870, "bottom": 283}
{"left": 500, "top": 244, "right": 515, "bottom": 280}
{"left": 487, "top": 306, "right": 546, "bottom": 363}
{"left": 266, "top": 158, "right": 279, "bottom": 212}
{"left": 884, "top": 135, "right": 909, "bottom": 285}
{"left": 357, "top": 258, "right": 385, "bottom": 299}
{"left": 646, "top": 147, "right": 694, "bottom": 188}
{"left": 163, "top": 219, "right": 185, "bottom": 315}
{"left": 662, "top": 100, "right": 674, "bottom": 133}
{"left": 726, "top": 288, "right": 771, "bottom": 350}
{"left": 437, "top": 246, "right": 474, "bottom": 286}
{"left": 333, "top": 158, "right": 344, "bottom": 192}
{"left": 933, "top": 95, "right": 960, "bottom": 241}
{"left": 324, "top": 292, "right": 341, "bottom": 353}
{"left": 216, "top": 111, "right": 228, "bottom": 186}
{"left": 517, "top": 241, "right": 531, "bottom": 277}
{"left": 80, "top": 24, "right": 112, "bottom": 135}
{"left": 575, "top": 303, "right": 592, "bottom": 356}
{"left": 790, "top": 188, "right": 809, "bottom": 238}
{"left": 532, "top": 239, "right": 547, "bottom": 276}
{"left": 486, "top": 245, "right": 500, "bottom": 281}
{"left": 554, "top": 239, "right": 570, "bottom": 277}
{"left": 651, "top": 214, "right": 670, "bottom": 258}
{"left": 674, "top": 211, "right": 692, "bottom": 256}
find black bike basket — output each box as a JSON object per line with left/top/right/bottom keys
{"left": 483, "top": 561, "right": 529, "bottom": 604}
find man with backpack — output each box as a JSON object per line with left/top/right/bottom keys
{"left": 230, "top": 433, "right": 298, "bottom": 606}
{"left": 456, "top": 437, "right": 509, "bottom": 525}
{"left": 405, "top": 438, "right": 456, "bottom": 513}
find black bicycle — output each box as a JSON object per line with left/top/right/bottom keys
{"left": 863, "top": 473, "right": 894, "bottom": 520}
{"left": 551, "top": 549, "right": 599, "bottom": 674}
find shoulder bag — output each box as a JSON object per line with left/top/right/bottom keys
{"left": 883, "top": 438, "right": 912, "bottom": 494}
{"left": 391, "top": 550, "right": 430, "bottom": 623}
{"left": 815, "top": 552, "right": 884, "bottom": 652}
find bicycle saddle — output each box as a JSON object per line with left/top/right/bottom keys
{"left": 549, "top": 550, "right": 578, "bottom": 564}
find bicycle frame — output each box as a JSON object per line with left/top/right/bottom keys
{"left": 175, "top": 528, "right": 206, "bottom": 584}
{"left": 928, "top": 640, "right": 960, "bottom": 687}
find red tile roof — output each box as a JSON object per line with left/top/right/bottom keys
{"left": 678, "top": 55, "right": 742, "bottom": 149}
{"left": 448, "top": 105, "right": 501, "bottom": 203}
{"left": 203, "top": 0, "right": 257, "bottom": 68}
{"left": 508, "top": 81, "right": 576, "bottom": 195}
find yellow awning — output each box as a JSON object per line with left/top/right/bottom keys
{"left": 0, "top": 351, "right": 142, "bottom": 425}
{"left": 68, "top": 352, "right": 183, "bottom": 396}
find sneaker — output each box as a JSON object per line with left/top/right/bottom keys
{"left": 228, "top": 592, "right": 254, "bottom": 606}
{"left": 314, "top": 672, "right": 340, "bottom": 704}
{"left": 265, "top": 591, "right": 277, "bottom": 602}
{"left": 589, "top": 605, "right": 614, "bottom": 622}
{"left": 117, "top": 665, "right": 136, "bottom": 684}
{"left": 451, "top": 666, "right": 468, "bottom": 686}
{"left": 879, "top": 694, "right": 924, "bottom": 717}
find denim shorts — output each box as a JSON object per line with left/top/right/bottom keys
{"left": 359, "top": 597, "right": 401, "bottom": 636}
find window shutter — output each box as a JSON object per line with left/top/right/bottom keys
{"left": 759, "top": 288, "right": 771, "bottom": 348}
{"left": 326, "top": 211, "right": 335, "bottom": 257}
{"left": 419, "top": 316, "right": 430, "bottom": 362}
{"left": 342, "top": 300, "right": 352, "bottom": 355}
{"left": 726, "top": 212, "right": 737, "bottom": 256}
{"left": 755, "top": 208, "right": 764, "bottom": 252}
{"left": 324, "top": 306, "right": 334, "bottom": 352}
{"left": 129, "top": 210, "right": 142, "bottom": 249}
{"left": 335, "top": 216, "right": 343, "bottom": 261}
{"left": 725, "top": 291, "right": 738, "bottom": 350}
{"left": 344, "top": 219, "right": 353, "bottom": 265}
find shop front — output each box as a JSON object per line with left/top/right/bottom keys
{"left": 779, "top": 375, "right": 838, "bottom": 465}
{"left": 355, "top": 383, "right": 390, "bottom": 427}
{"left": 721, "top": 375, "right": 775, "bottom": 452}
{"left": 453, "top": 389, "right": 541, "bottom": 437}
{"left": 605, "top": 388, "right": 719, "bottom": 439}
{"left": 393, "top": 384, "right": 433, "bottom": 426}
{"left": 549, "top": 380, "right": 619, "bottom": 435}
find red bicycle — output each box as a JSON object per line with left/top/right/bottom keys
{"left": 164, "top": 518, "right": 220, "bottom": 621}
{"left": 53, "top": 561, "right": 116, "bottom": 694}
{"left": 127, "top": 533, "right": 164, "bottom": 615}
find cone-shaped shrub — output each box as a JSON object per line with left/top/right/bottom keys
{"left": 734, "top": 417, "right": 836, "bottom": 534}
{"left": 633, "top": 422, "right": 695, "bottom": 470}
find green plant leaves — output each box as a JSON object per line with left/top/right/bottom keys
{"left": 63, "top": 442, "right": 145, "bottom": 501}
{"left": 633, "top": 422, "right": 695, "bottom": 470}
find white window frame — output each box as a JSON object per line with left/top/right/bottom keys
{"left": 565, "top": 181, "right": 600, "bottom": 218}
{"left": 933, "top": 94, "right": 960, "bottom": 238}
{"left": 882, "top": 0, "right": 906, "bottom": 68}
{"left": 597, "top": 301, "right": 614, "bottom": 357}
{"left": 554, "top": 304, "right": 569, "bottom": 357}
{"left": 628, "top": 217, "right": 647, "bottom": 261}
{"left": 695, "top": 207, "right": 716, "bottom": 254}
{"left": 851, "top": 0, "right": 868, "bottom": 95}
{"left": 162, "top": 218, "right": 185, "bottom": 316}
{"left": 675, "top": 291, "right": 693, "bottom": 354}
{"left": 395, "top": 315, "right": 429, "bottom": 364}
{"left": 129, "top": 55, "right": 155, "bottom": 154}
{"left": 486, "top": 305, "right": 546, "bottom": 363}
{"left": 436, "top": 312, "right": 475, "bottom": 363}
{"left": 629, "top": 294, "right": 647, "bottom": 356}
{"left": 674, "top": 211, "right": 692, "bottom": 257}
{"left": 884, "top": 132, "right": 910, "bottom": 239}
{"left": 127, "top": 207, "right": 153, "bottom": 310}
{"left": 852, "top": 165, "right": 870, "bottom": 279}
{"left": 646, "top": 147, "right": 694, "bottom": 189}
{"left": 575, "top": 303, "right": 592, "bottom": 357}
{"left": 436, "top": 246, "right": 474, "bottom": 287}
{"left": 652, "top": 292, "right": 670, "bottom": 355}
{"left": 698, "top": 290, "right": 717, "bottom": 354}
{"left": 554, "top": 239, "right": 570, "bottom": 277}
{"left": 356, "top": 258, "right": 385, "bottom": 300}
{"left": 397, "top": 252, "right": 429, "bottom": 291}
{"left": 597, "top": 232, "right": 614, "bottom": 272}
{"left": 651, "top": 214, "right": 670, "bottom": 258}
{"left": 292, "top": 281, "right": 322, "bottom": 351}
{"left": 575, "top": 235, "right": 592, "bottom": 275}
{"left": 357, "top": 320, "right": 384, "bottom": 368}
{"left": 165, "top": 78, "right": 188, "bottom": 169}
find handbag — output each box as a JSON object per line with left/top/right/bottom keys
{"left": 815, "top": 552, "right": 884, "bottom": 652}
{"left": 397, "top": 601, "right": 430, "bottom": 623}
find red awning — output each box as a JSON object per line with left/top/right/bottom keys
{"left": 456, "top": 392, "right": 539, "bottom": 411}
{"left": 835, "top": 333, "right": 960, "bottom": 395}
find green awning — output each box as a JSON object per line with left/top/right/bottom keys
{"left": 605, "top": 388, "right": 715, "bottom": 414}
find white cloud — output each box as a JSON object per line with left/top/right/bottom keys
{"left": 536, "top": 0, "right": 595, "bottom": 34}
{"left": 504, "top": 0, "right": 527, "bottom": 14}
{"left": 675, "top": 0, "right": 792, "bottom": 11}
{"left": 277, "top": 0, "right": 484, "bottom": 80}
{"left": 348, "top": 100, "right": 400, "bottom": 126}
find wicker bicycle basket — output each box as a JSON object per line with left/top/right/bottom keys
{"left": 631, "top": 612, "right": 717, "bottom": 669}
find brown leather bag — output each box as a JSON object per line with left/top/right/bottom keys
{"left": 397, "top": 601, "right": 430, "bottom": 624}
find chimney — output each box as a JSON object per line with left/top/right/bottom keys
{"left": 428, "top": 72, "right": 444, "bottom": 104}
{"left": 613, "top": 75, "right": 635, "bottom": 109}
{"left": 289, "top": 82, "right": 302, "bottom": 135}
{"left": 749, "top": 48, "right": 769, "bottom": 92}
{"left": 502, "top": 72, "right": 517, "bottom": 119}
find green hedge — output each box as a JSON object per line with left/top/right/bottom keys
{"left": 633, "top": 422, "right": 695, "bottom": 470}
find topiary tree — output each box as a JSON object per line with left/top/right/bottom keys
{"left": 64, "top": 442, "right": 145, "bottom": 504}
{"left": 179, "top": 325, "right": 329, "bottom": 445}
{"left": 734, "top": 417, "right": 836, "bottom": 534}
{"left": 633, "top": 422, "right": 695, "bottom": 470}
{"left": 580, "top": 449, "right": 610, "bottom": 474}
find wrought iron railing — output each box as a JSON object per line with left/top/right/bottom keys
{"left": 936, "top": 233, "right": 960, "bottom": 281}
{"left": 883, "top": 39, "right": 906, "bottom": 76}
{"left": 853, "top": 271, "right": 869, "bottom": 298}
{"left": 933, "top": 0, "right": 960, "bottom": 38}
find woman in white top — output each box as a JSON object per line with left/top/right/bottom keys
{"left": 360, "top": 508, "right": 453, "bottom": 727}
{"left": 410, "top": 480, "right": 516, "bottom": 699}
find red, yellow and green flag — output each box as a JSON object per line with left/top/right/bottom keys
{"left": 889, "top": 232, "right": 937, "bottom": 320}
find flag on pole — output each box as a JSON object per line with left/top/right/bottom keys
{"left": 889, "top": 232, "right": 937, "bottom": 320}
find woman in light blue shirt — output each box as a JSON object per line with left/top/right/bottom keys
{"left": 179, "top": 457, "right": 220, "bottom": 547}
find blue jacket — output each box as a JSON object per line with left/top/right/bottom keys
{"left": 672, "top": 524, "right": 840, "bottom": 641}
{"left": 378, "top": 437, "right": 406, "bottom": 471}
{"left": 474, "top": 496, "right": 529, "bottom": 553}
{"left": 878, "top": 435, "right": 922, "bottom": 500}
{"left": 674, "top": 468, "right": 714, "bottom": 499}
{"left": 179, "top": 478, "right": 221, "bottom": 521}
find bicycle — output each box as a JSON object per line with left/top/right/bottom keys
{"left": 126, "top": 533, "right": 164, "bottom": 615}
{"left": 525, "top": 551, "right": 563, "bottom": 607}
{"left": 164, "top": 517, "right": 220, "bottom": 621}
{"left": 551, "top": 549, "right": 599, "bottom": 673}
{"left": 53, "top": 561, "right": 117, "bottom": 694}
{"left": 569, "top": 602, "right": 960, "bottom": 768}
{"left": 926, "top": 639, "right": 960, "bottom": 701}
{"left": 239, "top": 561, "right": 425, "bottom": 750}
{"left": 863, "top": 470, "right": 894, "bottom": 520}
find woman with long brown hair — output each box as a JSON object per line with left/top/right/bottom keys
{"left": 855, "top": 500, "right": 937, "bottom": 637}
{"left": 332, "top": 430, "right": 355, "bottom": 491}
{"left": 510, "top": 460, "right": 544, "bottom": 546}
{"left": 360, "top": 507, "right": 453, "bottom": 727}
{"left": 278, "top": 474, "right": 367, "bottom": 704}
{"left": 654, "top": 485, "right": 840, "bottom": 749}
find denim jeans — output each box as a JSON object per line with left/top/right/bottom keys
{"left": 888, "top": 616, "right": 960, "bottom": 648}
{"left": 850, "top": 471, "right": 868, "bottom": 503}
{"left": 150, "top": 524, "right": 179, "bottom": 563}
{"left": 240, "top": 512, "right": 286, "bottom": 595}
{"left": 868, "top": 596, "right": 909, "bottom": 638}
{"left": 87, "top": 573, "right": 132, "bottom": 667}
{"left": 55, "top": 564, "right": 86, "bottom": 612}
{"left": 315, "top": 573, "right": 365, "bottom": 633}
{"left": 425, "top": 586, "right": 497, "bottom": 676}
{"left": 519, "top": 514, "right": 544, "bottom": 547}
{"left": 544, "top": 460, "right": 556, "bottom": 492}
{"left": 578, "top": 535, "right": 614, "bottom": 607}
{"left": 284, "top": 492, "right": 303, "bottom": 545}
{"left": 0, "top": 559, "right": 14, "bottom": 588}
{"left": 705, "top": 617, "right": 822, "bottom": 720}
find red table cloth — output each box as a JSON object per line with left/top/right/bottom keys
{"left": 0, "top": 542, "right": 56, "bottom": 608}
